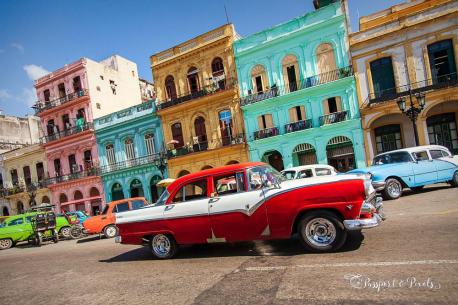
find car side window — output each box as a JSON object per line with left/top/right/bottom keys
{"left": 131, "top": 200, "right": 145, "bottom": 210}
{"left": 315, "top": 168, "right": 331, "bottom": 176}
{"left": 8, "top": 218, "right": 24, "bottom": 226}
{"left": 114, "top": 202, "right": 129, "bottom": 213}
{"left": 172, "top": 179, "right": 207, "bottom": 203}
{"left": 214, "top": 172, "right": 246, "bottom": 196}
{"left": 281, "top": 171, "right": 296, "bottom": 180}
{"left": 25, "top": 216, "right": 34, "bottom": 223}
{"left": 413, "top": 151, "right": 429, "bottom": 161}
{"left": 298, "top": 169, "right": 313, "bottom": 178}
{"left": 430, "top": 150, "right": 444, "bottom": 160}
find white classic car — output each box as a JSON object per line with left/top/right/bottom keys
{"left": 281, "top": 164, "right": 337, "bottom": 180}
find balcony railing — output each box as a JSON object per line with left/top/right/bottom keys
{"left": 0, "top": 180, "right": 48, "bottom": 198}
{"left": 365, "top": 72, "right": 458, "bottom": 106}
{"left": 167, "top": 133, "right": 245, "bottom": 158}
{"left": 41, "top": 122, "right": 94, "bottom": 144}
{"left": 319, "top": 111, "right": 348, "bottom": 126}
{"left": 43, "top": 168, "right": 99, "bottom": 187}
{"left": 158, "top": 78, "right": 236, "bottom": 110}
{"left": 240, "top": 66, "right": 353, "bottom": 107}
{"left": 99, "top": 154, "right": 162, "bottom": 174}
{"left": 254, "top": 127, "right": 280, "bottom": 140}
{"left": 285, "top": 119, "right": 313, "bottom": 133}
{"left": 33, "top": 89, "right": 89, "bottom": 114}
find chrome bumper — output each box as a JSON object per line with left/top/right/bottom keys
{"left": 114, "top": 236, "right": 122, "bottom": 243}
{"left": 344, "top": 197, "right": 386, "bottom": 231}
{"left": 372, "top": 181, "right": 386, "bottom": 192}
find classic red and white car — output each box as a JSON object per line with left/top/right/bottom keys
{"left": 115, "top": 162, "right": 385, "bottom": 259}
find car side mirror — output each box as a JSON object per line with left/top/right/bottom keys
{"left": 210, "top": 192, "right": 218, "bottom": 198}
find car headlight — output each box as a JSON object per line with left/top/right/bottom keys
{"left": 364, "top": 172, "right": 373, "bottom": 197}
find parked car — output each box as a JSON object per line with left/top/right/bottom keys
{"left": 58, "top": 210, "right": 90, "bottom": 224}
{"left": 115, "top": 162, "right": 384, "bottom": 259}
{"left": 83, "top": 197, "right": 149, "bottom": 238}
{"left": 348, "top": 145, "right": 458, "bottom": 200}
{"left": 281, "top": 164, "right": 337, "bottom": 180}
{"left": 0, "top": 212, "right": 71, "bottom": 250}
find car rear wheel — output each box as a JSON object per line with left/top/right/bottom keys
{"left": 450, "top": 171, "right": 458, "bottom": 187}
{"left": 0, "top": 238, "right": 13, "bottom": 250}
{"left": 103, "top": 225, "right": 118, "bottom": 239}
{"left": 60, "top": 226, "right": 71, "bottom": 239}
{"left": 383, "top": 178, "right": 403, "bottom": 200}
{"left": 298, "top": 211, "right": 347, "bottom": 252}
{"left": 149, "top": 234, "right": 177, "bottom": 259}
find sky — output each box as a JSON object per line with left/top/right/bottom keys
{"left": 0, "top": 0, "right": 403, "bottom": 117}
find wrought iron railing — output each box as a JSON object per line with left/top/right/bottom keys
{"left": 33, "top": 89, "right": 89, "bottom": 114}
{"left": 285, "top": 119, "right": 313, "bottom": 133}
{"left": 319, "top": 111, "right": 348, "bottom": 126}
{"left": 41, "top": 122, "right": 94, "bottom": 144}
{"left": 0, "top": 180, "right": 48, "bottom": 198}
{"left": 158, "top": 78, "right": 236, "bottom": 110}
{"left": 240, "top": 66, "right": 353, "bottom": 106}
{"left": 365, "top": 72, "right": 458, "bottom": 106}
{"left": 99, "top": 154, "right": 163, "bottom": 174}
{"left": 43, "top": 168, "right": 99, "bottom": 186}
{"left": 254, "top": 127, "right": 280, "bottom": 140}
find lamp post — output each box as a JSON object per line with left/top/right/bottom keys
{"left": 396, "top": 91, "right": 426, "bottom": 146}
{"left": 154, "top": 152, "right": 168, "bottom": 176}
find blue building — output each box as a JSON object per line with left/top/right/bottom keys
{"left": 94, "top": 100, "right": 168, "bottom": 203}
{"left": 233, "top": 1, "right": 365, "bottom": 172}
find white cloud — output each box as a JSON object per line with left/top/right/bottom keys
{"left": 20, "top": 88, "right": 37, "bottom": 107}
{"left": 0, "top": 89, "right": 12, "bottom": 100}
{"left": 10, "top": 42, "right": 24, "bottom": 53}
{"left": 23, "top": 64, "right": 50, "bottom": 81}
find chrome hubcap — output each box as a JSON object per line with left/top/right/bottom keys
{"left": 305, "top": 218, "right": 336, "bottom": 247}
{"left": 0, "top": 239, "right": 11, "bottom": 248}
{"left": 388, "top": 181, "right": 401, "bottom": 197}
{"left": 106, "top": 226, "right": 116, "bottom": 237}
{"left": 61, "top": 228, "right": 70, "bottom": 236}
{"left": 152, "top": 234, "right": 171, "bottom": 257}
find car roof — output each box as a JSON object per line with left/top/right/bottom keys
{"left": 107, "top": 197, "right": 147, "bottom": 207}
{"left": 282, "top": 164, "right": 335, "bottom": 172}
{"left": 168, "top": 162, "right": 265, "bottom": 190}
{"left": 375, "top": 145, "right": 450, "bottom": 157}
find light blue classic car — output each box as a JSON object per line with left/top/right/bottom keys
{"left": 348, "top": 145, "right": 458, "bottom": 200}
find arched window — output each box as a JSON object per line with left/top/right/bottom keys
{"left": 165, "top": 75, "right": 177, "bottom": 100}
{"left": 219, "top": 110, "right": 233, "bottom": 146}
{"left": 144, "top": 133, "right": 155, "bottom": 155}
{"left": 326, "top": 136, "right": 355, "bottom": 172}
{"left": 177, "top": 170, "right": 190, "bottom": 178}
{"left": 16, "top": 201, "right": 24, "bottom": 214}
{"left": 171, "top": 123, "right": 184, "bottom": 148}
{"left": 211, "top": 57, "right": 225, "bottom": 89}
{"left": 125, "top": 138, "right": 135, "bottom": 160}
{"left": 59, "top": 193, "right": 68, "bottom": 204}
{"left": 106, "top": 143, "right": 116, "bottom": 165}
{"left": 282, "top": 55, "right": 300, "bottom": 92}
{"left": 74, "top": 190, "right": 83, "bottom": 200}
{"left": 111, "top": 183, "right": 124, "bottom": 201}
{"left": 193, "top": 117, "right": 208, "bottom": 151}
{"left": 130, "top": 179, "right": 144, "bottom": 198}
{"left": 41, "top": 196, "right": 50, "bottom": 205}
{"left": 187, "top": 67, "right": 200, "bottom": 94}
{"left": 251, "top": 65, "right": 268, "bottom": 93}
{"left": 316, "top": 43, "right": 337, "bottom": 80}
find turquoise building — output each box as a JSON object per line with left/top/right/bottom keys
{"left": 94, "top": 100, "right": 168, "bottom": 203}
{"left": 233, "top": 1, "right": 365, "bottom": 172}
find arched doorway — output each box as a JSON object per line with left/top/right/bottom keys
{"left": 165, "top": 75, "right": 177, "bottom": 100}
{"left": 89, "top": 187, "right": 101, "bottom": 216}
{"left": 187, "top": 67, "right": 200, "bottom": 94}
{"left": 226, "top": 160, "right": 239, "bottom": 165}
{"left": 111, "top": 183, "right": 124, "bottom": 201}
{"left": 292, "top": 143, "right": 317, "bottom": 166}
{"left": 194, "top": 116, "right": 208, "bottom": 151}
{"left": 326, "top": 136, "right": 355, "bottom": 172}
{"left": 41, "top": 196, "right": 50, "bottom": 205}
{"left": 316, "top": 43, "right": 337, "bottom": 79}
{"left": 74, "top": 190, "right": 85, "bottom": 211}
{"left": 150, "top": 175, "right": 163, "bottom": 203}
{"left": 59, "top": 193, "right": 68, "bottom": 212}
{"left": 2, "top": 206, "right": 9, "bottom": 216}
{"left": 426, "top": 110, "right": 458, "bottom": 154}
{"left": 261, "top": 150, "right": 284, "bottom": 171}
{"left": 177, "top": 170, "right": 190, "bottom": 178}
{"left": 17, "top": 201, "right": 24, "bottom": 214}
{"left": 130, "top": 179, "right": 144, "bottom": 198}
{"left": 201, "top": 165, "right": 213, "bottom": 170}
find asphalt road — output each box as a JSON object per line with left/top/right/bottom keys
{"left": 1, "top": 184, "right": 457, "bottom": 305}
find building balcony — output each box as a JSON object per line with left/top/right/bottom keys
{"left": 41, "top": 122, "right": 94, "bottom": 144}
{"left": 254, "top": 127, "right": 280, "bottom": 140}
{"left": 0, "top": 180, "right": 48, "bottom": 198}
{"left": 365, "top": 72, "right": 458, "bottom": 106}
{"left": 33, "top": 89, "right": 89, "bottom": 114}
{"left": 319, "top": 111, "right": 348, "bottom": 126}
{"left": 158, "top": 78, "right": 236, "bottom": 110}
{"left": 285, "top": 119, "right": 313, "bottom": 133}
{"left": 167, "top": 133, "right": 245, "bottom": 158}
{"left": 43, "top": 168, "right": 99, "bottom": 187}
{"left": 99, "top": 153, "right": 166, "bottom": 175}
{"left": 240, "top": 66, "right": 353, "bottom": 107}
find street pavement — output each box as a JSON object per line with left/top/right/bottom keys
{"left": 0, "top": 184, "right": 457, "bottom": 305}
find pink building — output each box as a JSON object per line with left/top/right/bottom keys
{"left": 34, "top": 55, "right": 146, "bottom": 214}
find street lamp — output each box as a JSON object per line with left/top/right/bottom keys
{"left": 154, "top": 152, "right": 168, "bottom": 176}
{"left": 396, "top": 92, "right": 426, "bottom": 146}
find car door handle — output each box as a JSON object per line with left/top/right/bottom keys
{"left": 245, "top": 204, "right": 250, "bottom": 210}
{"left": 164, "top": 205, "right": 174, "bottom": 212}
{"left": 209, "top": 198, "right": 220, "bottom": 203}
{"left": 101, "top": 216, "right": 106, "bottom": 220}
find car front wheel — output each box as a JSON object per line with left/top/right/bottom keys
{"left": 450, "top": 171, "right": 458, "bottom": 187}
{"left": 298, "top": 211, "right": 347, "bottom": 252}
{"left": 0, "top": 238, "right": 13, "bottom": 250}
{"left": 60, "top": 226, "right": 71, "bottom": 239}
{"left": 103, "top": 225, "right": 118, "bottom": 239}
{"left": 383, "top": 178, "right": 403, "bottom": 200}
{"left": 149, "top": 234, "right": 177, "bottom": 259}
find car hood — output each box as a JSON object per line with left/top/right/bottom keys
{"left": 348, "top": 163, "right": 406, "bottom": 174}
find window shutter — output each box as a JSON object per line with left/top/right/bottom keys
{"left": 265, "top": 114, "right": 274, "bottom": 128}
{"left": 323, "top": 100, "right": 330, "bottom": 115}
{"left": 257, "top": 116, "right": 264, "bottom": 130}
{"left": 336, "top": 97, "right": 342, "bottom": 112}
{"left": 300, "top": 106, "right": 306, "bottom": 121}
{"left": 288, "top": 108, "right": 296, "bottom": 122}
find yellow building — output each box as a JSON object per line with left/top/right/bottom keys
{"left": 150, "top": 24, "right": 248, "bottom": 178}
{"left": 0, "top": 144, "right": 51, "bottom": 215}
{"left": 350, "top": 0, "right": 458, "bottom": 163}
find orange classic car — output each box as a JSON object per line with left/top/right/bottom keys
{"left": 83, "top": 197, "right": 149, "bottom": 238}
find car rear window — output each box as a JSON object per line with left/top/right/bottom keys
{"left": 131, "top": 200, "right": 145, "bottom": 210}
{"left": 315, "top": 168, "right": 331, "bottom": 176}
{"left": 298, "top": 169, "right": 313, "bottom": 178}
{"left": 413, "top": 151, "right": 429, "bottom": 161}
{"left": 281, "top": 171, "right": 296, "bottom": 180}
{"left": 114, "top": 202, "right": 129, "bottom": 213}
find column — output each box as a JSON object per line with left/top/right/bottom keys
{"left": 314, "top": 137, "right": 328, "bottom": 165}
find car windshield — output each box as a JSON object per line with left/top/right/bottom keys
{"left": 155, "top": 190, "right": 169, "bottom": 206}
{"left": 248, "top": 165, "right": 284, "bottom": 190}
{"left": 373, "top": 152, "right": 412, "bottom": 165}
{"left": 281, "top": 171, "right": 296, "bottom": 180}
{"left": 101, "top": 205, "right": 109, "bottom": 215}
